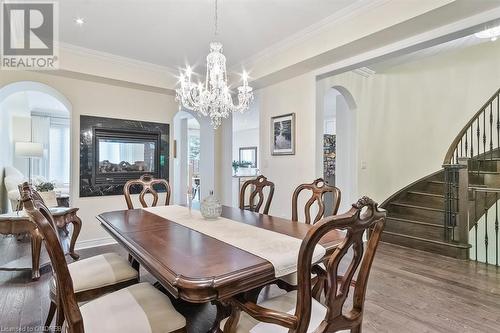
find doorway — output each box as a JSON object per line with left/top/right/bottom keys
{"left": 0, "top": 81, "right": 72, "bottom": 213}
{"left": 320, "top": 85, "right": 357, "bottom": 214}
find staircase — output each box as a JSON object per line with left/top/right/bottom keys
{"left": 381, "top": 88, "right": 500, "bottom": 261}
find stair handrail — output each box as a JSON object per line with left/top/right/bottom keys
{"left": 443, "top": 87, "right": 500, "bottom": 165}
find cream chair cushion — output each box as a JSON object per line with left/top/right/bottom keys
{"left": 220, "top": 290, "right": 328, "bottom": 333}
{"left": 79, "top": 282, "right": 186, "bottom": 333}
{"left": 278, "top": 262, "right": 325, "bottom": 286}
{"left": 51, "top": 253, "right": 138, "bottom": 293}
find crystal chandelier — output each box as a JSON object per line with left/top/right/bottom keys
{"left": 175, "top": 0, "right": 253, "bottom": 129}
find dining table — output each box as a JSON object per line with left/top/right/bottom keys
{"left": 97, "top": 205, "right": 345, "bottom": 332}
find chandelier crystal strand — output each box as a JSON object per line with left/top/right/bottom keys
{"left": 175, "top": 0, "right": 253, "bottom": 129}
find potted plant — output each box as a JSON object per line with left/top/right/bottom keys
{"left": 35, "top": 181, "right": 58, "bottom": 207}
{"left": 232, "top": 160, "right": 240, "bottom": 175}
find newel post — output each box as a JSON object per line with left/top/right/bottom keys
{"left": 456, "top": 158, "right": 469, "bottom": 246}
{"left": 443, "top": 158, "right": 469, "bottom": 245}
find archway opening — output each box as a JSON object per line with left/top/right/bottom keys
{"left": 0, "top": 81, "right": 72, "bottom": 213}
{"left": 321, "top": 85, "right": 357, "bottom": 214}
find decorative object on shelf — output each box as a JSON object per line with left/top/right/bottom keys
{"left": 201, "top": 191, "right": 222, "bottom": 219}
{"left": 34, "top": 180, "right": 58, "bottom": 207}
{"left": 232, "top": 161, "right": 239, "bottom": 175}
{"left": 271, "top": 113, "right": 296, "bottom": 155}
{"left": 34, "top": 180, "right": 55, "bottom": 192}
{"left": 175, "top": 0, "right": 253, "bottom": 129}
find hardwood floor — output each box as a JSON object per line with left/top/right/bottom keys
{"left": 0, "top": 235, "right": 499, "bottom": 332}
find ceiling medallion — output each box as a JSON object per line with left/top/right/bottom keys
{"left": 175, "top": 0, "right": 253, "bottom": 129}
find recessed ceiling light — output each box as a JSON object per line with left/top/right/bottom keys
{"left": 75, "top": 18, "right": 85, "bottom": 26}
{"left": 475, "top": 25, "right": 500, "bottom": 42}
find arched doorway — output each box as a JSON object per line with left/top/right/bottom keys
{"left": 318, "top": 85, "right": 357, "bottom": 214}
{"left": 172, "top": 111, "right": 201, "bottom": 205}
{"left": 0, "top": 81, "right": 72, "bottom": 213}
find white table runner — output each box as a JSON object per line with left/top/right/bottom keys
{"left": 144, "top": 205, "right": 326, "bottom": 278}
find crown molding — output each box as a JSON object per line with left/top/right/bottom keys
{"left": 232, "top": 0, "right": 390, "bottom": 73}
{"left": 37, "top": 69, "right": 176, "bottom": 96}
{"left": 59, "top": 42, "right": 178, "bottom": 76}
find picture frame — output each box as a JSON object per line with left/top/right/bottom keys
{"left": 271, "top": 113, "right": 295, "bottom": 155}
{"left": 239, "top": 146, "right": 258, "bottom": 168}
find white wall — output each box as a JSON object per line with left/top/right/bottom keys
{"left": 258, "top": 74, "right": 317, "bottom": 218}
{"left": 0, "top": 71, "right": 178, "bottom": 246}
{"left": 233, "top": 128, "right": 259, "bottom": 164}
{"left": 258, "top": 38, "right": 500, "bottom": 217}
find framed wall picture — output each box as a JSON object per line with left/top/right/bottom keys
{"left": 271, "top": 113, "right": 295, "bottom": 155}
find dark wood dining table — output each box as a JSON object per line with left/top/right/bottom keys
{"left": 97, "top": 205, "right": 345, "bottom": 331}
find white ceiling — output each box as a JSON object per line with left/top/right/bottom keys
{"left": 58, "top": 0, "right": 358, "bottom": 72}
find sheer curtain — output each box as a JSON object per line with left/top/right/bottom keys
{"left": 31, "top": 115, "right": 50, "bottom": 180}
{"left": 31, "top": 114, "right": 70, "bottom": 187}
{"left": 49, "top": 117, "right": 70, "bottom": 186}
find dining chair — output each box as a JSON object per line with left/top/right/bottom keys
{"left": 292, "top": 178, "right": 341, "bottom": 224}
{"left": 278, "top": 179, "right": 342, "bottom": 288}
{"left": 19, "top": 183, "right": 139, "bottom": 330}
{"left": 20, "top": 183, "right": 187, "bottom": 333}
{"left": 221, "top": 197, "right": 386, "bottom": 333}
{"left": 123, "top": 174, "right": 171, "bottom": 209}
{"left": 239, "top": 175, "right": 275, "bottom": 215}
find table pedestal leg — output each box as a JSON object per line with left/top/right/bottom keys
{"left": 30, "top": 228, "right": 42, "bottom": 280}
{"left": 68, "top": 216, "right": 81, "bottom": 260}
{"left": 209, "top": 301, "right": 231, "bottom": 333}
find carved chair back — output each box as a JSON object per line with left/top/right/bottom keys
{"left": 291, "top": 178, "right": 341, "bottom": 224}
{"left": 20, "top": 182, "right": 84, "bottom": 332}
{"left": 239, "top": 175, "right": 275, "bottom": 215}
{"left": 293, "top": 197, "right": 386, "bottom": 332}
{"left": 123, "top": 174, "right": 171, "bottom": 209}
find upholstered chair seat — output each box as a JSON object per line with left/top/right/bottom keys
{"left": 278, "top": 262, "right": 326, "bottom": 286}
{"left": 67, "top": 282, "right": 186, "bottom": 333}
{"left": 50, "top": 253, "right": 138, "bottom": 294}
{"left": 220, "top": 290, "right": 328, "bottom": 333}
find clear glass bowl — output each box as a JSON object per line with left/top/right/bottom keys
{"left": 201, "top": 191, "right": 222, "bottom": 219}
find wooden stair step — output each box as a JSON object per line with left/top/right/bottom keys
{"left": 406, "top": 191, "right": 444, "bottom": 198}
{"left": 405, "top": 191, "right": 444, "bottom": 208}
{"left": 390, "top": 202, "right": 444, "bottom": 212}
{"left": 381, "top": 231, "right": 470, "bottom": 259}
{"left": 385, "top": 216, "right": 446, "bottom": 241}
{"left": 388, "top": 202, "right": 444, "bottom": 224}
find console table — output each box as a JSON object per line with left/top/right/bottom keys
{"left": 0, "top": 212, "right": 42, "bottom": 280}
{"left": 0, "top": 207, "right": 82, "bottom": 280}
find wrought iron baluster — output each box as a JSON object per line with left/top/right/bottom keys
{"left": 497, "top": 96, "right": 500, "bottom": 154}
{"left": 477, "top": 118, "right": 480, "bottom": 176}
{"left": 490, "top": 103, "right": 493, "bottom": 159}
{"left": 485, "top": 192, "right": 489, "bottom": 265}
{"left": 483, "top": 110, "right": 487, "bottom": 161}
{"left": 475, "top": 192, "right": 478, "bottom": 261}
{"left": 495, "top": 193, "right": 498, "bottom": 267}
{"left": 460, "top": 138, "right": 463, "bottom": 159}
{"left": 465, "top": 128, "right": 468, "bottom": 158}
{"left": 471, "top": 124, "right": 474, "bottom": 158}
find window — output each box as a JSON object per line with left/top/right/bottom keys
{"left": 49, "top": 117, "right": 70, "bottom": 186}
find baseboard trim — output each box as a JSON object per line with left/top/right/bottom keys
{"left": 75, "top": 237, "right": 117, "bottom": 250}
